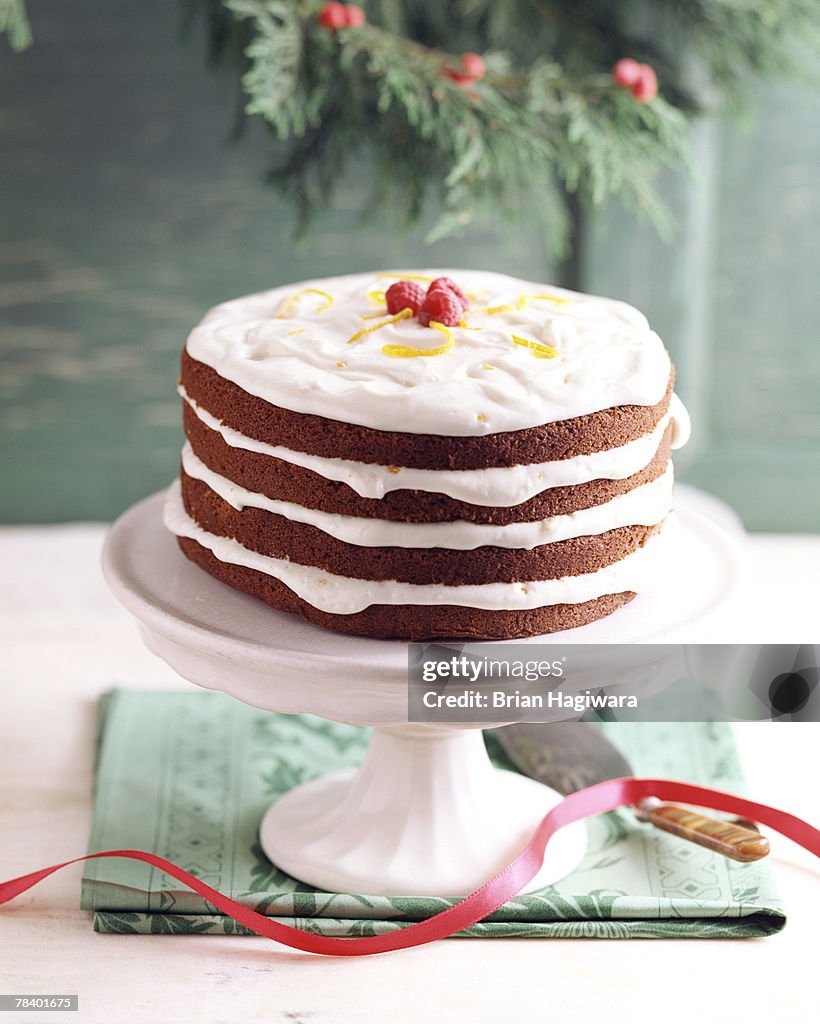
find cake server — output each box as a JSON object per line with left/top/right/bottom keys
{"left": 495, "top": 721, "right": 770, "bottom": 862}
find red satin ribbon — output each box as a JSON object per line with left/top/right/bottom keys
{"left": 2, "top": 777, "right": 817, "bottom": 956}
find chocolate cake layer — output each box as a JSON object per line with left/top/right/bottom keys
{"left": 180, "top": 471, "right": 662, "bottom": 586}
{"left": 183, "top": 401, "right": 673, "bottom": 526}
{"left": 177, "top": 535, "right": 636, "bottom": 640}
{"left": 181, "top": 350, "right": 674, "bottom": 470}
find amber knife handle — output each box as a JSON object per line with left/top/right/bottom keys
{"left": 635, "top": 798, "right": 771, "bottom": 862}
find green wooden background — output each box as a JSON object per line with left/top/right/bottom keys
{"left": 2, "top": 1, "right": 819, "bottom": 530}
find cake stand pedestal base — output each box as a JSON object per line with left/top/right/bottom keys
{"left": 259, "top": 725, "right": 583, "bottom": 897}
{"left": 103, "top": 487, "right": 742, "bottom": 899}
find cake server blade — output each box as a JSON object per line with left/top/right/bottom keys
{"left": 495, "top": 721, "right": 770, "bottom": 863}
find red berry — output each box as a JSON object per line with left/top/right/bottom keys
{"left": 418, "top": 289, "right": 464, "bottom": 328}
{"left": 631, "top": 64, "right": 658, "bottom": 103}
{"left": 385, "top": 280, "right": 426, "bottom": 316}
{"left": 427, "top": 276, "right": 469, "bottom": 309}
{"left": 460, "top": 52, "right": 485, "bottom": 81}
{"left": 343, "top": 4, "right": 366, "bottom": 27}
{"left": 612, "top": 58, "right": 642, "bottom": 88}
{"left": 441, "top": 52, "right": 485, "bottom": 86}
{"left": 317, "top": 2, "right": 347, "bottom": 31}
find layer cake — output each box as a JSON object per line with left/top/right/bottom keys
{"left": 165, "top": 270, "right": 690, "bottom": 640}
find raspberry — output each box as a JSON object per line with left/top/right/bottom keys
{"left": 385, "top": 280, "right": 426, "bottom": 315}
{"left": 418, "top": 288, "right": 464, "bottom": 327}
{"left": 428, "top": 276, "right": 469, "bottom": 308}
{"left": 631, "top": 65, "right": 658, "bottom": 103}
{"left": 317, "top": 3, "right": 348, "bottom": 31}
{"left": 612, "top": 58, "right": 642, "bottom": 88}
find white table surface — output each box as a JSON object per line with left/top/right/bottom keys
{"left": 1, "top": 523, "right": 819, "bottom": 1024}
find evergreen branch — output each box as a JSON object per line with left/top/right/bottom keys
{"left": 183, "top": 5, "right": 686, "bottom": 249}
{"left": 226, "top": 0, "right": 309, "bottom": 137}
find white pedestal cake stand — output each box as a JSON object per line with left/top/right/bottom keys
{"left": 101, "top": 485, "right": 742, "bottom": 898}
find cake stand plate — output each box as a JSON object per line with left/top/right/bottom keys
{"left": 102, "top": 485, "right": 742, "bottom": 897}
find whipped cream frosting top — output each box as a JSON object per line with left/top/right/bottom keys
{"left": 185, "top": 270, "right": 672, "bottom": 436}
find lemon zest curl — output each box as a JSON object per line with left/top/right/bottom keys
{"left": 377, "top": 272, "right": 434, "bottom": 283}
{"left": 517, "top": 292, "right": 572, "bottom": 309}
{"left": 346, "top": 308, "right": 414, "bottom": 345}
{"left": 276, "top": 288, "right": 335, "bottom": 318}
{"left": 383, "top": 321, "right": 454, "bottom": 358}
{"left": 469, "top": 303, "right": 517, "bottom": 316}
{"left": 512, "top": 334, "right": 558, "bottom": 359}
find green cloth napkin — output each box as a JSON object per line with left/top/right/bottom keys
{"left": 82, "top": 690, "right": 785, "bottom": 938}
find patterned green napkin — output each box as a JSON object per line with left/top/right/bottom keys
{"left": 82, "top": 690, "right": 785, "bottom": 938}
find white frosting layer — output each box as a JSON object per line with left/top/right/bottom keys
{"left": 181, "top": 389, "right": 688, "bottom": 506}
{"left": 165, "top": 481, "right": 669, "bottom": 614}
{"left": 182, "top": 443, "right": 674, "bottom": 551}
{"left": 668, "top": 393, "right": 691, "bottom": 449}
{"left": 185, "top": 270, "right": 672, "bottom": 436}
